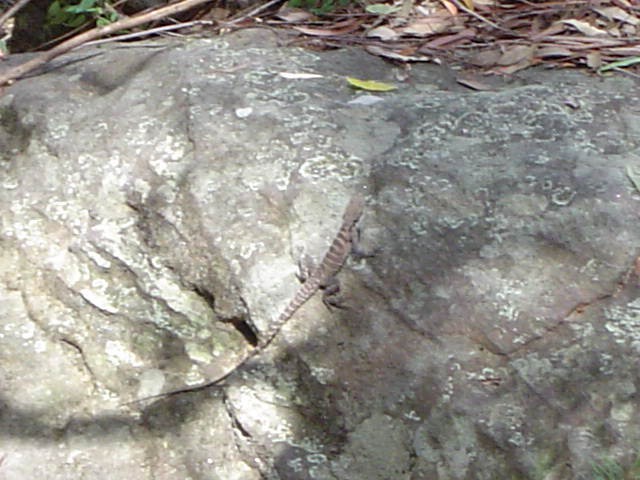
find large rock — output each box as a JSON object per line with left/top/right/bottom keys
{"left": 0, "top": 29, "right": 639, "bottom": 479}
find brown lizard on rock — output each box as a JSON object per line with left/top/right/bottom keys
{"left": 125, "top": 194, "right": 366, "bottom": 404}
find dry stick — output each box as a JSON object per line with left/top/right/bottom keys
{"left": 0, "top": 0, "right": 34, "bottom": 29}
{"left": 81, "top": 19, "right": 213, "bottom": 48}
{"left": 448, "top": 0, "right": 524, "bottom": 38}
{"left": 0, "top": 0, "right": 214, "bottom": 86}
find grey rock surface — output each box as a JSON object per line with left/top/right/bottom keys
{"left": 1, "top": 28, "right": 640, "bottom": 479}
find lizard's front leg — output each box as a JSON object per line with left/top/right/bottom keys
{"left": 320, "top": 276, "right": 346, "bottom": 310}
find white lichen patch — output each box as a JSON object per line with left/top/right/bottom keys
{"left": 604, "top": 299, "right": 640, "bottom": 353}
{"left": 309, "top": 366, "right": 334, "bottom": 385}
{"left": 150, "top": 276, "right": 215, "bottom": 328}
{"left": 79, "top": 280, "right": 119, "bottom": 315}
{"left": 184, "top": 341, "right": 215, "bottom": 364}
{"left": 105, "top": 340, "right": 143, "bottom": 367}
{"left": 465, "top": 266, "right": 525, "bottom": 322}
{"left": 604, "top": 306, "right": 640, "bottom": 353}
{"left": 299, "top": 153, "right": 367, "bottom": 180}
{"left": 136, "top": 368, "right": 166, "bottom": 399}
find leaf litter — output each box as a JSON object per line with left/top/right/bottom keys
{"left": 263, "top": 0, "right": 640, "bottom": 76}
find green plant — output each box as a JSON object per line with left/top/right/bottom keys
{"left": 593, "top": 459, "right": 625, "bottom": 480}
{"left": 592, "top": 456, "right": 640, "bottom": 480}
{"left": 287, "top": 0, "right": 350, "bottom": 15}
{"left": 47, "top": 0, "right": 118, "bottom": 28}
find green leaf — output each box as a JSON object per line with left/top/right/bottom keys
{"left": 365, "top": 3, "right": 398, "bottom": 14}
{"left": 65, "top": 13, "right": 88, "bottom": 26}
{"left": 48, "top": 0, "right": 62, "bottom": 16}
{"left": 65, "top": 0, "right": 98, "bottom": 14}
{"left": 47, "top": 0, "right": 69, "bottom": 25}
{"left": 346, "top": 76, "right": 397, "bottom": 92}
{"left": 598, "top": 56, "right": 640, "bottom": 73}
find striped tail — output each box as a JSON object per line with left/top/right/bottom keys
{"left": 260, "top": 274, "right": 323, "bottom": 347}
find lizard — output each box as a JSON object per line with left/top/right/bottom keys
{"left": 124, "top": 194, "right": 366, "bottom": 405}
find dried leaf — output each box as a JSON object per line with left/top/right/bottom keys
{"left": 208, "top": 7, "right": 230, "bottom": 20}
{"left": 594, "top": 6, "right": 640, "bottom": 26}
{"left": 398, "top": 0, "right": 413, "bottom": 17}
{"left": 530, "top": 22, "right": 567, "bottom": 41}
{"left": 421, "top": 28, "right": 475, "bottom": 49}
{"left": 346, "top": 77, "right": 397, "bottom": 92}
{"left": 367, "top": 26, "right": 400, "bottom": 41}
{"left": 495, "top": 59, "right": 534, "bottom": 75}
{"left": 456, "top": 76, "right": 494, "bottom": 91}
{"left": 537, "top": 46, "right": 574, "bottom": 58}
{"left": 439, "top": 0, "right": 457, "bottom": 15}
{"left": 497, "top": 45, "right": 535, "bottom": 66}
{"left": 561, "top": 19, "right": 609, "bottom": 37}
{"left": 586, "top": 51, "right": 602, "bottom": 70}
{"left": 293, "top": 20, "right": 361, "bottom": 36}
{"left": 366, "top": 45, "right": 434, "bottom": 62}
{"left": 275, "top": 7, "right": 314, "bottom": 22}
{"left": 348, "top": 94, "right": 385, "bottom": 106}
{"left": 279, "top": 72, "right": 324, "bottom": 79}
{"left": 626, "top": 165, "right": 640, "bottom": 192}
{"left": 462, "top": 0, "right": 474, "bottom": 9}
{"left": 402, "top": 15, "right": 453, "bottom": 36}
{"left": 365, "top": 3, "right": 399, "bottom": 14}
{"left": 468, "top": 48, "right": 502, "bottom": 67}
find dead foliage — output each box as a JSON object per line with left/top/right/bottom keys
{"left": 269, "top": 0, "right": 640, "bottom": 75}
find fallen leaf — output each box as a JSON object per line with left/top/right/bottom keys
{"left": 207, "top": 7, "right": 230, "bottom": 20}
{"left": 529, "top": 22, "right": 566, "bottom": 41}
{"left": 365, "top": 3, "right": 399, "bottom": 14}
{"left": 293, "top": 23, "right": 361, "bottom": 36}
{"left": 421, "top": 28, "right": 476, "bottom": 49}
{"left": 468, "top": 48, "right": 502, "bottom": 67}
{"left": 626, "top": 165, "right": 640, "bottom": 192}
{"left": 561, "top": 19, "right": 609, "bottom": 37}
{"left": 402, "top": 15, "right": 453, "bottom": 36}
{"left": 275, "top": 7, "right": 314, "bottom": 22}
{"left": 586, "top": 51, "right": 602, "bottom": 70}
{"left": 439, "top": 0, "right": 457, "bottom": 15}
{"left": 594, "top": 6, "right": 640, "bottom": 26}
{"left": 366, "top": 44, "right": 435, "bottom": 62}
{"left": 293, "top": 18, "right": 362, "bottom": 36}
{"left": 598, "top": 56, "right": 640, "bottom": 73}
{"left": 366, "top": 26, "right": 400, "bottom": 41}
{"left": 497, "top": 45, "right": 535, "bottom": 66}
{"left": 279, "top": 72, "right": 324, "bottom": 79}
{"left": 346, "top": 77, "right": 397, "bottom": 92}
{"left": 348, "top": 94, "right": 385, "bottom": 106}
{"left": 494, "top": 59, "right": 534, "bottom": 75}
{"left": 456, "top": 76, "right": 494, "bottom": 91}
{"left": 537, "top": 46, "right": 574, "bottom": 58}
{"left": 563, "top": 97, "right": 580, "bottom": 109}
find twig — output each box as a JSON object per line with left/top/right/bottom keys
{"left": 80, "top": 19, "right": 213, "bottom": 48}
{"left": 222, "top": 0, "right": 284, "bottom": 27}
{"left": 0, "top": 0, "right": 33, "bottom": 29}
{"left": 448, "top": 0, "right": 524, "bottom": 38}
{"left": 0, "top": 0, "right": 215, "bottom": 87}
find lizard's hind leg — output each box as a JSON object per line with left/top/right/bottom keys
{"left": 321, "top": 277, "right": 348, "bottom": 310}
